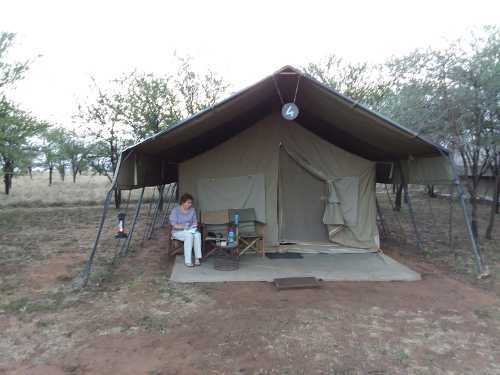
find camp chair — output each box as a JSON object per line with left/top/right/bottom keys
{"left": 167, "top": 224, "right": 184, "bottom": 261}
{"left": 200, "top": 209, "right": 230, "bottom": 259}
{"left": 228, "top": 208, "right": 265, "bottom": 257}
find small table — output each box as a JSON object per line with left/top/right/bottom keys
{"left": 211, "top": 243, "right": 240, "bottom": 271}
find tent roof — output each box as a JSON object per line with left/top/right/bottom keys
{"left": 123, "top": 65, "right": 449, "bottom": 164}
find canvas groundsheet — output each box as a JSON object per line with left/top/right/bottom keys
{"left": 169, "top": 253, "right": 421, "bottom": 283}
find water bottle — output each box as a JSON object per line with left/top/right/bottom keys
{"left": 235, "top": 212, "right": 239, "bottom": 226}
{"left": 228, "top": 228, "right": 234, "bottom": 246}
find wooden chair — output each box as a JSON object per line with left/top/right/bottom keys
{"left": 228, "top": 208, "right": 265, "bottom": 257}
{"left": 167, "top": 224, "right": 184, "bottom": 261}
{"left": 200, "top": 209, "right": 230, "bottom": 259}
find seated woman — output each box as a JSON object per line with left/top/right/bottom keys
{"left": 169, "top": 192, "right": 202, "bottom": 267}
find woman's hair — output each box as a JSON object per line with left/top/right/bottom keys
{"left": 180, "top": 192, "right": 194, "bottom": 204}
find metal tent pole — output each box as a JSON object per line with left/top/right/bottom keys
{"left": 161, "top": 182, "right": 177, "bottom": 227}
{"left": 148, "top": 185, "right": 165, "bottom": 239}
{"left": 82, "top": 186, "right": 114, "bottom": 284}
{"left": 376, "top": 197, "right": 390, "bottom": 237}
{"left": 159, "top": 184, "right": 172, "bottom": 227}
{"left": 384, "top": 184, "right": 407, "bottom": 243}
{"left": 426, "top": 187, "right": 449, "bottom": 245}
{"left": 141, "top": 187, "right": 157, "bottom": 245}
{"left": 439, "top": 150, "right": 484, "bottom": 274}
{"left": 397, "top": 160, "right": 423, "bottom": 251}
{"left": 123, "top": 186, "right": 146, "bottom": 254}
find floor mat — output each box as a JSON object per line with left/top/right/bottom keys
{"left": 266, "top": 253, "right": 303, "bottom": 259}
{"left": 169, "top": 252, "right": 421, "bottom": 283}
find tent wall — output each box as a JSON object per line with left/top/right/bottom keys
{"left": 179, "top": 112, "right": 379, "bottom": 252}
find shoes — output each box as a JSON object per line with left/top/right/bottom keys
{"left": 194, "top": 260, "right": 201, "bottom": 266}
{"left": 185, "top": 263, "right": 194, "bottom": 267}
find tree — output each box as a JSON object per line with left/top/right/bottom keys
{"left": 302, "top": 54, "right": 391, "bottom": 109}
{"left": 175, "top": 54, "right": 232, "bottom": 117}
{"left": 0, "top": 32, "right": 32, "bottom": 90}
{"left": 380, "top": 25, "right": 500, "bottom": 238}
{"left": 62, "top": 130, "right": 93, "bottom": 183}
{"left": 0, "top": 98, "right": 46, "bottom": 194}
{"left": 117, "top": 70, "right": 182, "bottom": 142}
{"left": 77, "top": 77, "right": 133, "bottom": 208}
{"left": 0, "top": 32, "right": 44, "bottom": 194}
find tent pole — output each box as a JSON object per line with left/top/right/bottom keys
{"left": 82, "top": 186, "right": 114, "bottom": 285}
{"left": 148, "top": 185, "right": 165, "bottom": 239}
{"left": 376, "top": 197, "right": 390, "bottom": 237}
{"left": 384, "top": 184, "right": 407, "bottom": 243}
{"left": 426, "top": 187, "right": 448, "bottom": 245}
{"left": 141, "top": 187, "right": 157, "bottom": 245}
{"left": 161, "top": 182, "right": 177, "bottom": 227}
{"left": 160, "top": 184, "right": 172, "bottom": 227}
{"left": 439, "top": 149, "right": 484, "bottom": 274}
{"left": 124, "top": 160, "right": 151, "bottom": 254}
{"left": 449, "top": 185, "right": 453, "bottom": 246}
{"left": 123, "top": 185, "right": 145, "bottom": 254}
{"left": 397, "top": 160, "right": 423, "bottom": 251}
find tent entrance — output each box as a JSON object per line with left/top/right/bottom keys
{"left": 278, "top": 149, "right": 331, "bottom": 245}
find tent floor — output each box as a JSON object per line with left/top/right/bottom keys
{"left": 169, "top": 252, "right": 421, "bottom": 283}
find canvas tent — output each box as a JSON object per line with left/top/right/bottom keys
{"left": 107, "top": 66, "right": 480, "bottom": 266}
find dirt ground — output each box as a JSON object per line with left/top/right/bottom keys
{"left": 1, "top": 205, "right": 499, "bottom": 375}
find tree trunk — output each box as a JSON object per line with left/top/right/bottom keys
{"left": 49, "top": 167, "right": 53, "bottom": 185}
{"left": 486, "top": 175, "right": 499, "bottom": 239}
{"left": 4, "top": 163, "right": 13, "bottom": 195}
{"left": 4, "top": 173, "right": 10, "bottom": 195}
{"left": 114, "top": 189, "right": 122, "bottom": 209}
{"left": 395, "top": 184, "right": 404, "bottom": 211}
{"left": 427, "top": 185, "right": 436, "bottom": 197}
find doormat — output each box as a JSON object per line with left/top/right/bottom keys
{"left": 274, "top": 277, "right": 321, "bottom": 290}
{"left": 266, "top": 253, "right": 303, "bottom": 259}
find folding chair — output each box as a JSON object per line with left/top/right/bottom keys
{"left": 228, "top": 208, "right": 265, "bottom": 257}
{"left": 200, "top": 209, "right": 230, "bottom": 259}
{"left": 167, "top": 224, "right": 184, "bottom": 261}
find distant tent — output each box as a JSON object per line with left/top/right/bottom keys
{"left": 84, "top": 66, "right": 482, "bottom": 278}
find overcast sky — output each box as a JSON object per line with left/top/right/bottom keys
{"left": 2, "top": 0, "right": 500, "bottom": 126}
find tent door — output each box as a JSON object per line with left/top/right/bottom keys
{"left": 278, "top": 149, "right": 331, "bottom": 244}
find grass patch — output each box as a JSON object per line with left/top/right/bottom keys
{"left": 138, "top": 316, "right": 163, "bottom": 331}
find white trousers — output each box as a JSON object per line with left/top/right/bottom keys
{"left": 172, "top": 231, "right": 202, "bottom": 264}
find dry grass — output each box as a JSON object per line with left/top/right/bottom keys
{"left": 0, "top": 172, "right": 161, "bottom": 208}
{"left": 0, "top": 173, "right": 499, "bottom": 374}
{"left": 376, "top": 183, "right": 500, "bottom": 285}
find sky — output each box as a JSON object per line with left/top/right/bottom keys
{"left": 2, "top": 0, "right": 500, "bottom": 127}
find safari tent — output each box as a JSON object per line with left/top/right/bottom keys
{"left": 109, "top": 66, "right": 479, "bottom": 256}
{"left": 83, "top": 65, "right": 482, "bottom": 280}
